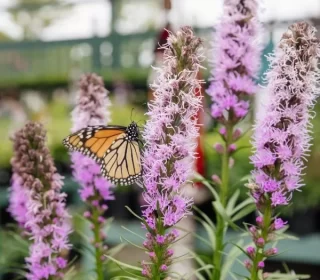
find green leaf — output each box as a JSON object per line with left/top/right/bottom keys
{"left": 125, "top": 206, "right": 143, "bottom": 221}
{"left": 106, "top": 256, "right": 142, "bottom": 271}
{"left": 212, "top": 201, "right": 240, "bottom": 230}
{"left": 105, "top": 217, "right": 115, "bottom": 233}
{"left": 171, "top": 252, "right": 193, "bottom": 264}
{"left": 231, "top": 197, "right": 255, "bottom": 216}
{"left": 265, "top": 273, "right": 310, "bottom": 279}
{"left": 229, "top": 241, "right": 249, "bottom": 257}
{"left": 121, "top": 226, "right": 145, "bottom": 240}
{"left": 196, "top": 218, "right": 215, "bottom": 249}
{"left": 231, "top": 203, "right": 256, "bottom": 222}
{"left": 120, "top": 236, "right": 145, "bottom": 250}
{"left": 193, "top": 172, "right": 220, "bottom": 201}
{"left": 184, "top": 264, "right": 215, "bottom": 280}
{"left": 187, "top": 250, "right": 213, "bottom": 278}
{"left": 174, "top": 225, "right": 212, "bottom": 248}
{"left": 194, "top": 205, "right": 215, "bottom": 230}
{"left": 107, "top": 243, "right": 126, "bottom": 258}
{"left": 192, "top": 271, "right": 207, "bottom": 280}
{"left": 111, "top": 277, "right": 144, "bottom": 280}
{"left": 226, "top": 189, "right": 240, "bottom": 215}
{"left": 274, "top": 231, "right": 299, "bottom": 241}
{"left": 230, "top": 272, "right": 240, "bottom": 280}
{"left": 221, "top": 240, "right": 244, "bottom": 280}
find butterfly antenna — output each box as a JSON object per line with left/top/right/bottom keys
{"left": 130, "top": 108, "right": 135, "bottom": 123}
{"left": 137, "top": 119, "right": 145, "bottom": 128}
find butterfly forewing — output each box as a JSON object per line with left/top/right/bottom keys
{"left": 62, "top": 126, "right": 125, "bottom": 163}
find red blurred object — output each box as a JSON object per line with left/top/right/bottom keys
{"left": 194, "top": 71, "right": 205, "bottom": 187}
{"left": 154, "top": 23, "right": 172, "bottom": 53}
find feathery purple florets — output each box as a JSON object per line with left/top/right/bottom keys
{"left": 141, "top": 26, "right": 203, "bottom": 277}
{"left": 70, "top": 73, "right": 114, "bottom": 250}
{"left": 246, "top": 22, "right": 320, "bottom": 277}
{"left": 142, "top": 26, "right": 202, "bottom": 228}
{"left": 8, "top": 173, "right": 29, "bottom": 229}
{"left": 251, "top": 22, "right": 320, "bottom": 207}
{"left": 10, "top": 122, "right": 71, "bottom": 280}
{"left": 207, "top": 0, "right": 261, "bottom": 123}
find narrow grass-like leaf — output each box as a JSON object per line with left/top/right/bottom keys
{"left": 184, "top": 265, "right": 215, "bottom": 280}
{"left": 187, "top": 250, "right": 213, "bottom": 278}
{"left": 111, "top": 277, "right": 144, "bottom": 280}
{"left": 229, "top": 241, "right": 249, "bottom": 257}
{"left": 226, "top": 189, "right": 240, "bottom": 215}
{"left": 213, "top": 201, "right": 239, "bottom": 230}
{"left": 266, "top": 273, "right": 310, "bottom": 279}
{"left": 175, "top": 225, "right": 212, "bottom": 248}
{"left": 194, "top": 205, "right": 215, "bottom": 230}
{"left": 221, "top": 240, "right": 244, "bottom": 280}
{"left": 125, "top": 206, "right": 143, "bottom": 221}
{"left": 120, "top": 236, "right": 145, "bottom": 250}
{"left": 121, "top": 226, "right": 145, "bottom": 240}
{"left": 107, "top": 243, "right": 126, "bottom": 258}
{"left": 197, "top": 219, "right": 216, "bottom": 249}
{"left": 231, "top": 197, "right": 255, "bottom": 216}
{"left": 193, "top": 172, "right": 219, "bottom": 201}
{"left": 192, "top": 271, "right": 207, "bottom": 280}
{"left": 106, "top": 256, "right": 142, "bottom": 271}
{"left": 231, "top": 203, "right": 256, "bottom": 222}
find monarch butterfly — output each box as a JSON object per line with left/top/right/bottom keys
{"left": 63, "top": 122, "right": 142, "bottom": 186}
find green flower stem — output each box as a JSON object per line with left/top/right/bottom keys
{"left": 212, "top": 124, "right": 233, "bottom": 280}
{"left": 92, "top": 207, "right": 104, "bottom": 280}
{"left": 152, "top": 223, "right": 165, "bottom": 280}
{"left": 250, "top": 199, "right": 272, "bottom": 280}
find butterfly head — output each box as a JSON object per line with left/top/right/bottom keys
{"left": 126, "top": 122, "right": 139, "bottom": 141}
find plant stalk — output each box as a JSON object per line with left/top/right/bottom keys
{"left": 250, "top": 199, "right": 272, "bottom": 280}
{"left": 92, "top": 207, "right": 104, "bottom": 280}
{"left": 212, "top": 124, "right": 233, "bottom": 280}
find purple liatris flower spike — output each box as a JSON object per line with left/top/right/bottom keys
{"left": 248, "top": 22, "right": 320, "bottom": 277}
{"left": 207, "top": 0, "right": 261, "bottom": 125}
{"left": 8, "top": 173, "right": 29, "bottom": 230}
{"left": 10, "top": 122, "right": 71, "bottom": 280}
{"left": 141, "top": 26, "right": 203, "bottom": 278}
{"left": 251, "top": 22, "right": 320, "bottom": 207}
{"left": 70, "top": 73, "right": 114, "bottom": 277}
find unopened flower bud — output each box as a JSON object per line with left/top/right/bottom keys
{"left": 249, "top": 226, "right": 257, "bottom": 235}
{"left": 212, "top": 174, "right": 222, "bottom": 185}
{"left": 233, "top": 128, "right": 242, "bottom": 140}
{"left": 264, "top": 247, "right": 278, "bottom": 256}
{"left": 256, "top": 237, "right": 265, "bottom": 247}
{"left": 258, "top": 261, "right": 265, "bottom": 269}
{"left": 214, "top": 143, "right": 224, "bottom": 154}
{"left": 160, "top": 264, "right": 168, "bottom": 271}
{"left": 246, "top": 246, "right": 255, "bottom": 257}
{"left": 219, "top": 126, "right": 227, "bottom": 136}
{"left": 256, "top": 216, "right": 263, "bottom": 226}
{"left": 244, "top": 260, "right": 252, "bottom": 270}
{"left": 228, "top": 144, "right": 237, "bottom": 153}
{"left": 83, "top": 211, "right": 91, "bottom": 218}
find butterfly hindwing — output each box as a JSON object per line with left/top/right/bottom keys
{"left": 101, "top": 133, "right": 142, "bottom": 186}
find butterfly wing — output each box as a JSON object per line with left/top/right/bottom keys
{"left": 63, "top": 126, "right": 126, "bottom": 163}
{"left": 63, "top": 124, "right": 142, "bottom": 186}
{"left": 101, "top": 134, "right": 142, "bottom": 185}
